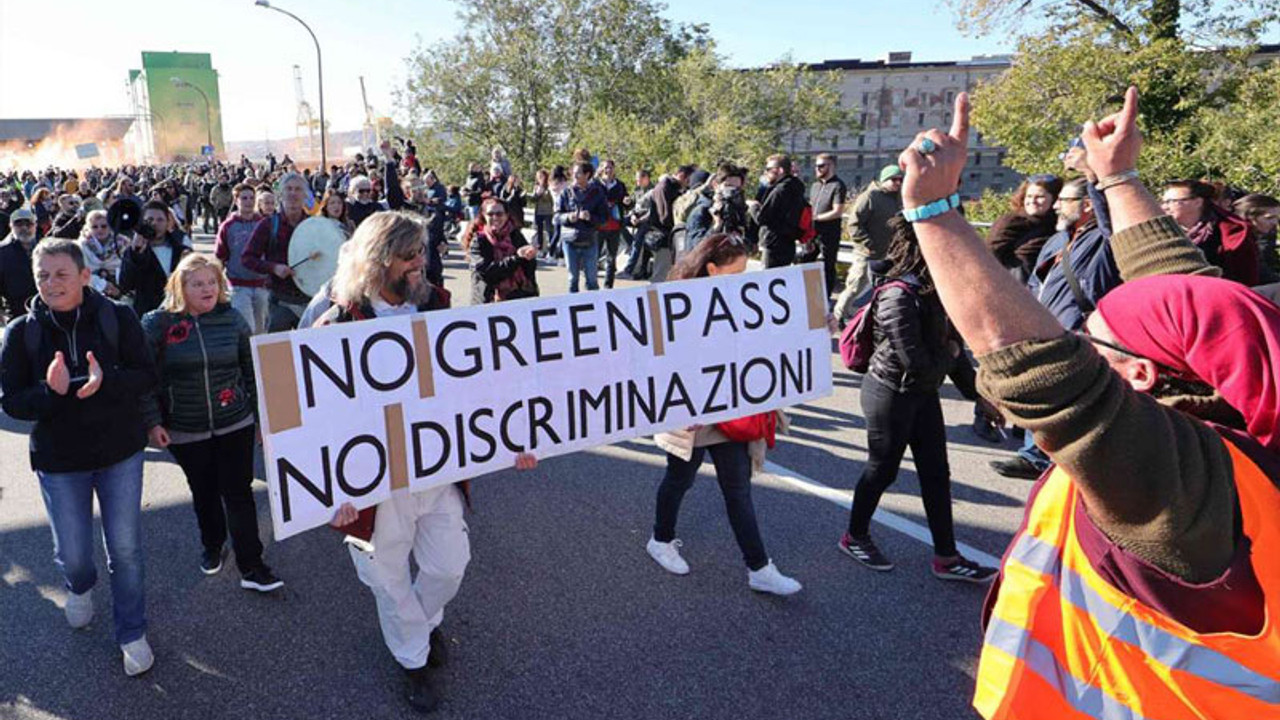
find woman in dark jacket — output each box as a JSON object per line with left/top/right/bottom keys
{"left": 467, "top": 198, "right": 538, "bottom": 305}
{"left": 141, "top": 254, "right": 282, "bottom": 592}
{"left": 985, "top": 175, "right": 1061, "bottom": 283}
{"left": 837, "top": 216, "right": 996, "bottom": 583}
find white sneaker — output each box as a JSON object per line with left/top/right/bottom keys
{"left": 64, "top": 590, "right": 93, "bottom": 629}
{"left": 121, "top": 636, "right": 154, "bottom": 677}
{"left": 748, "top": 561, "right": 802, "bottom": 596}
{"left": 646, "top": 537, "right": 690, "bottom": 575}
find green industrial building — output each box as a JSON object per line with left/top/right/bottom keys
{"left": 128, "top": 51, "right": 224, "bottom": 161}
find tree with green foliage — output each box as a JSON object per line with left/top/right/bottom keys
{"left": 950, "top": 0, "right": 1280, "bottom": 191}
{"left": 396, "top": 0, "right": 855, "bottom": 179}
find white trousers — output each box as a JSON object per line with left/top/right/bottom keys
{"left": 348, "top": 485, "right": 471, "bottom": 670}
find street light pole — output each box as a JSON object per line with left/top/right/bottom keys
{"left": 255, "top": 0, "right": 326, "bottom": 171}
{"left": 170, "top": 77, "right": 214, "bottom": 156}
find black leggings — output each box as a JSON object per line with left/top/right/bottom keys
{"left": 653, "top": 441, "right": 769, "bottom": 571}
{"left": 847, "top": 376, "right": 957, "bottom": 558}
{"left": 168, "top": 425, "right": 265, "bottom": 572}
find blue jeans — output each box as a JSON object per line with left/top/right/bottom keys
{"left": 38, "top": 451, "right": 147, "bottom": 644}
{"left": 1017, "top": 430, "right": 1051, "bottom": 471}
{"left": 564, "top": 240, "right": 600, "bottom": 293}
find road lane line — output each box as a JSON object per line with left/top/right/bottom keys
{"left": 762, "top": 460, "right": 1003, "bottom": 568}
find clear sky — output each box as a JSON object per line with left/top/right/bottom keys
{"left": 0, "top": 0, "right": 1031, "bottom": 142}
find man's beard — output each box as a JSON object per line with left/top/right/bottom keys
{"left": 388, "top": 270, "right": 428, "bottom": 305}
{"left": 1056, "top": 212, "right": 1081, "bottom": 233}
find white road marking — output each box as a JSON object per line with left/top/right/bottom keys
{"left": 761, "top": 460, "right": 1003, "bottom": 568}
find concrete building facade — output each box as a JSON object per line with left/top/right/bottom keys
{"left": 791, "top": 51, "right": 1014, "bottom": 197}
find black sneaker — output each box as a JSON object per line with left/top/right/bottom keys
{"left": 932, "top": 557, "right": 997, "bottom": 584}
{"left": 836, "top": 533, "right": 895, "bottom": 571}
{"left": 972, "top": 417, "right": 1003, "bottom": 444}
{"left": 200, "top": 547, "right": 225, "bottom": 576}
{"left": 404, "top": 666, "right": 440, "bottom": 714}
{"left": 427, "top": 628, "right": 448, "bottom": 669}
{"left": 989, "top": 457, "right": 1044, "bottom": 480}
{"left": 240, "top": 565, "right": 285, "bottom": 593}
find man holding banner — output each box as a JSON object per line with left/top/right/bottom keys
{"left": 316, "top": 211, "right": 536, "bottom": 714}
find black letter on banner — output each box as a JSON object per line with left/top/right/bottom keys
{"left": 606, "top": 297, "right": 648, "bottom": 351}
{"left": 659, "top": 374, "right": 697, "bottom": 423}
{"left": 579, "top": 383, "right": 612, "bottom": 436}
{"left": 663, "top": 293, "right": 691, "bottom": 344}
{"left": 768, "top": 278, "right": 791, "bottom": 324}
{"left": 740, "top": 282, "right": 764, "bottom": 330}
{"left": 528, "top": 397, "right": 561, "bottom": 449}
{"left": 701, "top": 364, "right": 729, "bottom": 414}
{"left": 569, "top": 303, "right": 600, "bottom": 357}
{"left": 531, "top": 308, "right": 563, "bottom": 362}
{"left": 780, "top": 350, "right": 804, "bottom": 397}
{"left": 411, "top": 421, "right": 451, "bottom": 476}
{"left": 360, "top": 331, "right": 415, "bottom": 391}
{"left": 435, "top": 320, "right": 482, "bottom": 378}
{"left": 740, "top": 357, "right": 778, "bottom": 405}
{"left": 488, "top": 315, "right": 526, "bottom": 371}
{"left": 469, "top": 409, "right": 497, "bottom": 463}
{"left": 702, "top": 288, "right": 739, "bottom": 336}
{"left": 336, "top": 434, "right": 387, "bottom": 496}
{"left": 277, "top": 449, "right": 333, "bottom": 523}
{"left": 499, "top": 401, "right": 526, "bottom": 452}
{"left": 628, "top": 377, "right": 657, "bottom": 427}
{"left": 301, "top": 339, "right": 355, "bottom": 408}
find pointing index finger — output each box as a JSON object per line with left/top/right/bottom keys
{"left": 950, "top": 92, "right": 971, "bottom": 146}
{"left": 1117, "top": 86, "right": 1139, "bottom": 134}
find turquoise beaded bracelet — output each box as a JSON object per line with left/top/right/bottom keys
{"left": 902, "top": 193, "right": 961, "bottom": 223}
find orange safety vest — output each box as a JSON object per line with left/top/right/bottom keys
{"left": 974, "top": 439, "right": 1280, "bottom": 720}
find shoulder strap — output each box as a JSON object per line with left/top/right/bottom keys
{"left": 96, "top": 300, "right": 119, "bottom": 359}
{"left": 23, "top": 315, "right": 40, "bottom": 372}
{"left": 1059, "top": 236, "right": 1094, "bottom": 315}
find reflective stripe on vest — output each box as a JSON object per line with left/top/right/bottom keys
{"left": 974, "top": 439, "right": 1280, "bottom": 720}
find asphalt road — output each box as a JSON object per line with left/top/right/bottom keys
{"left": 0, "top": 233, "right": 1034, "bottom": 720}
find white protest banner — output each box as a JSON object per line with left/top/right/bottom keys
{"left": 252, "top": 264, "right": 833, "bottom": 540}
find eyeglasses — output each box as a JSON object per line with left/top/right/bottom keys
{"left": 814, "top": 163, "right": 829, "bottom": 168}
{"left": 396, "top": 246, "right": 425, "bottom": 262}
{"left": 12, "top": 219, "right": 34, "bottom": 226}
{"left": 1074, "top": 331, "right": 1186, "bottom": 378}
{"left": 357, "top": 189, "right": 373, "bottom": 195}
{"left": 1058, "top": 196, "right": 1085, "bottom": 203}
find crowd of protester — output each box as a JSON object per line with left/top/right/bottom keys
{"left": 2, "top": 88, "right": 1279, "bottom": 718}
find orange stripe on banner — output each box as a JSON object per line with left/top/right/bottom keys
{"left": 647, "top": 288, "right": 665, "bottom": 357}
{"left": 412, "top": 319, "right": 435, "bottom": 399}
{"left": 384, "top": 403, "right": 408, "bottom": 490}
{"left": 804, "top": 267, "right": 826, "bottom": 330}
{"left": 257, "top": 340, "right": 302, "bottom": 434}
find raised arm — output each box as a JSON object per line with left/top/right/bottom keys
{"left": 899, "top": 89, "right": 1236, "bottom": 581}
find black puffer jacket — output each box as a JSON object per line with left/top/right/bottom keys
{"left": 140, "top": 303, "right": 256, "bottom": 433}
{"left": 0, "top": 289, "right": 156, "bottom": 472}
{"left": 866, "top": 274, "right": 961, "bottom": 394}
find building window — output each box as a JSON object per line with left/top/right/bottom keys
{"left": 831, "top": 136, "right": 839, "bottom": 148}
{"left": 859, "top": 112, "right": 868, "bottom": 126}
{"left": 969, "top": 172, "right": 980, "bottom": 180}
{"left": 945, "top": 90, "right": 955, "bottom": 104}
{"left": 944, "top": 112, "right": 952, "bottom": 126}
{"left": 857, "top": 135, "right": 865, "bottom": 147}
{"left": 854, "top": 175, "right": 863, "bottom": 186}
{"left": 950, "top": 74, "right": 957, "bottom": 81}
{"left": 864, "top": 76, "right": 872, "bottom": 83}
{"left": 861, "top": 91, "right": 869, "bottom": 106}
{"left": 856, "top": 155, "right": 864, "bottom": 168}
{"left": 974, "top": 153, "right": 982, "bottom": 166}
{"left": 917, "top": 112, "right": 925, "bottom": 126}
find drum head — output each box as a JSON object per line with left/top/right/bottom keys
{"left": 288, "top": 217, "right": 347, "bottom": 297}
